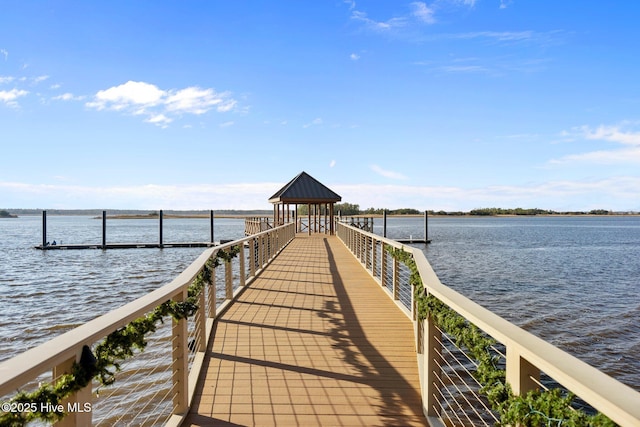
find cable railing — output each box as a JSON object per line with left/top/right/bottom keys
{"left": 0, "top": 223, "right": 295, "bottom": 427}
{"left": 336, "top": 221, "right": 640, "bottom": 427}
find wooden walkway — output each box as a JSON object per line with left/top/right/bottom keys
{"left": 183, "top": 234, "right": 426, "bottom": 426}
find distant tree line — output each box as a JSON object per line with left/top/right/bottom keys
{"left": 2, "top": 206, "right": 626, "bottom": 218}
{"left": 333, "top": 205, "right": 617, "bottom": 216}
{"left": 2, "top": 208, "right": 273, "bottom": 216}
{"left": 466, "top": 207, "right": 613, "bottom": 216}
{"left": 296, "top": 203, "right": 422, "bottom": 216}
{"left": 297, "top": 204, "right": 620, "bottom": 216}
{"left": 361, "top": 207, "right": 422, "bottom": 215}
{"left": 334, "top": 204, "right": 422, "bottom": 216}
{"left": 0, "top": 210, "right": 18, "bottom": 218}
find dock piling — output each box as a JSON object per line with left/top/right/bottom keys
{"left": 102, "top": 211, "right": 107, "bottom": 249}
{"left": 210, "top": 210, "right": 214, "bottom": 244}
{"left": 383, "top": 210, "right": 388, "bottom": 238}
{"left": 42, "top": 210, "right": 47, "bottom": 247}
{"left": 159, "top": 210, "right": 164, "bottom": 248}
{"left": 425, "top": 211, "right": 428, "bottom": 243}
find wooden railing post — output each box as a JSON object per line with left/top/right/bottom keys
{"left": 53, "top": 354, "right": 92, "bottom": 427}
{"left": 249, "top": 238, "right": 256, "bottom": 277}
{"left": 423, "top": 316, "right": 442, "bottom": 418}
{"left": 371, "top": 238, "right": 377, "bottom": 276}
{"left": 225, "top": 249, "right": 233, "bottom": 299}
{"left": 353, "top": 230, "right": 357, "bottom": 257}
{"left": 239, "top": 243, "right": 246, "bottom": 287}
{"left": 381, "top": 244, "right": 387, "bottom": 289}
{"left": 208, "top": 260, "right": 217, "bottom": 319}
{"left": 172, "top": 289, "right": 189, "bottom": 415}
{"left": 196, "top": 288, "right": 206, "bottom": 352}
{"left": 392, "top": 256, "right": 400, "bottom": 300}
{"left": 274, "top": 229, "right": 279, "bottom": 256}
{"left": 363, "top": 236, "right": 369, "bottom": 267}
{"left": 506, "top": 348, "right": 540, "bottom": 396}
{"left": 257, "top": 235, "right": 261, "bottom": 268}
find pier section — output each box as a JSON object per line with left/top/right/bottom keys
{"left": 184, "top": 234, "right": 425, "bottom": 426}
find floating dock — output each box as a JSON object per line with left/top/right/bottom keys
{"left": 397, "top": 237, "right": 431, "bottom": 244}
{"left": 35, "top": 209, "right": 219, "bottom": 250}
{"left": 35, "top": 242, "right": 218, "bottom": 250}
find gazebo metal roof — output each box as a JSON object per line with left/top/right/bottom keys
{"left": 269, "top": 171, "right": 341, "bottom": 204}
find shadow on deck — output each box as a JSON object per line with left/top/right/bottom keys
{"left": 183, "top": 234, "right": 426, "bottom": 426}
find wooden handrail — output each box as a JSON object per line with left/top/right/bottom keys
{"left": 0, "top": 223, "right": 296, "bottom": 426}
{"left": 335, "top": 221, "right": 640, "bottom": 426}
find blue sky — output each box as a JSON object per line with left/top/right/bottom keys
{"left": 1, "top": 1, "right": 639, "bottom": 211}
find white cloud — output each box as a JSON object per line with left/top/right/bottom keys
{"left": 52, "top": 93, "right": 84, "bottom": 101}
{"left": 87, "top": 81, "right": 165, "bottom": 111}
{"left": 351, "top": 10, "right": 408, "bottom": 32}
{"left": 350, "top": 53, "right": 360, "bottom": 61}
{"left": 329, "top": 160, "right": 337, "bottom": 168}
{"left": 303, "top": 117, "right": 323, "bottom": 128}
{"left": 0, "top": 49, "right": 7, "bottom": 61}
{"left": 86, "top": 80, "right": 237, "bottom": 127}
{"left": 451, "top": 31, "right": 536, "bottom": 42}
{"left": 165, "top": 87, "right": 235, "bottom": 115}
{"left": 146, "top": 113, "right": 172, "bottom": 127}
{"left": 439, "top": 65, "right": 489, "bottom": 73}
{"left": 350, "top": 1, "right": 485, "bottom": 35}
{"left": 335, "top": 176, "right": 640, "bottom": 211}
{"left": 0, "top": 88, "right": 28, "bottom": 106}
{"left": 410, "top": 2, "right": 435, "bottom": 24}
{"left": 552, "top": 148, "right": 640, "bottom": 165}
{"left": 499, "top": 0, "right": 512, "bottom": 9}
{"left": 0, "top": 181, "right": 279, "bottom": 210}
{"left": 582, "top": 124, "right": 640, "bottom": 146}
{"left": 550, "top": 124, "right": 640, "bottom": 165}
{"left": 370, "top": 164, "right": 409, "bottom": 180}
{"left": 3, "top": 176, "right": 639, "bottom": 211}
{"left": 33, "top": 75, "right": 49, "bottom": 84}
{"left": 219, "top": 121, "right": 234, "bottom": 128}
{"left": 0, "top": 76, "right": 14, "bottom": 84}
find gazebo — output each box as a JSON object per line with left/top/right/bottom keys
{"left": 269, "top": 171, "right": 342, "bottom": 235}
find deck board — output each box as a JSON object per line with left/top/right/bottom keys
{"left": 183, "top": 234, "right": 426, "bottom": 426}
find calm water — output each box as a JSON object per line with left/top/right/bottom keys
{"left": 1, "top": 215, "right": 639, "bottom": 393}
{"left": 377, "top": 215, "right": 640, "bottom": 391}
{"left": 0, "top": 215, "right": 245, "bottom": 362}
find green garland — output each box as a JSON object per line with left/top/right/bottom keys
{"left": 385, "top": 245, "right": 615, "bottom": 427}
{"left": 0, "top": 245, "right": 240, "bottom": 427}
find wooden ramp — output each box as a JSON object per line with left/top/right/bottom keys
{"left": 183, "top": 234, "right": 426, "bottom": 426}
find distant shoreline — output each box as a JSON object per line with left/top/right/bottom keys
{"left": 103, "top": 213, "right": 640, "bottom": 219}
{"left": 347, "top": 213, "right": 640, "bottom": 218}
{"left": 0, "top": 210, "right": 18, "bottom": 218}
{"left": 95, "top": 214, "right": 260, "bottom": 219}
{"left": 3, "top": 209, "right": 639, "bottom": 219}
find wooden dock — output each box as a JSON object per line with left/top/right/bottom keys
{"left": 34, "top": 242, "right": 217, "bottom": 250}
{"left": 183, "top": 234, "right": 426, "bottom": 426}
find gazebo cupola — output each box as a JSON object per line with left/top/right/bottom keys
{"left": 269, "top": 171, "right": 341, "bottom": 235}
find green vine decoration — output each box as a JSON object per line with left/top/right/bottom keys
{"left": 385, "top": 245, "right": 615, "bottom": 427}
{"left": 0, "top": 245, "right": 240, "bottom": 427}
